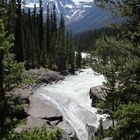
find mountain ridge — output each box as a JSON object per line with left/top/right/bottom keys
{"left": 23, "top": 0, "right": 110, "bottom": 33}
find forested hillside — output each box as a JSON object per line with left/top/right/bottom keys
{"left": 92, "top": 0, "right": 140, "bottom": 139}
{"left": 3, "top": 0, "right": 83, "bottom": 73}
{"left": 0, "top": 0, "right": 140, "bottom": 140}
{"left": 0, "top": 0, "right": 80, "bottom": 139}
{"left": 75, "top": 27, "right": 120, "bottom": 52}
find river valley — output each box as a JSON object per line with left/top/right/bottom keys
{"left": 34, "top": 68, "right": 105, "bottom": 140}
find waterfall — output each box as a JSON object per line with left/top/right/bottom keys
{"left": 35, "top": 68, "right": 105, "bottom": 140}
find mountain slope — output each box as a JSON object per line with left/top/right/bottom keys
{"left": 23, "top": 0, "right": 110, "bottom": 33}
{"left": 67, "top": 7, "right": 111, "bottom": 33}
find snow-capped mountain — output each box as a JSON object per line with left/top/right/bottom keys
{"left": 23, "top": 0, "right": 110, "bottom": 33}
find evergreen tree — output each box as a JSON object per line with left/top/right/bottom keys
{"left": 113, "top": 103, "right": 140, "bottom": 140}
{"left": 14, "top": 0, "right": 24, "bottom": 62}
{"left": 6, "top": 0, "right": 16, "bottom": 33}
{"left": 0, "top": 18, "right": 24, "bottom": 138}
{"left": 93, "top": 0, "right": 140, "bottom": 139}
{"left": 38, "top": 0, "right": 44, "bottom": 66}
{"left": 38, "top": 0, "right": 43, "bottom": 51}
{"left": 4, "top": 0, "right": 77, "bottom": 73}
{"left": 52, "top": 4, "right": 57, "bottom": 33}
{"left": 32, "top": 4, "right": 40, "bottom": 68}
{"left": 76, "top": 41, "right": 82, "bottom": 68}
{"left": 68, "top": 32, "right": 75, "bottom": 74}
{"left": 24, "top": 28, "right": 32, "bottom": 68}
{"left": 46, "top": 4, "right": 50, "bottom": 53}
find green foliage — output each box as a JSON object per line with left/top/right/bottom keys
{"left": 0, "top": 96, "right": 26, "bottom": 136}
{"left": 0, "top": 19, "right": 24, "bottom": 92}
{"left": 5, "top": 1, "right": 77, "bottom": 72}
{"left": 92, "top": 33, "right": 140, "bottom": 140}
{"left": 76, "top": 43, "right": 82, "bottom": 68}
{"left": 75, "top": 27, "right": 120, "bottom": 52}
{"left": 113, "top": 103, "right": 140, "bottom": 140}
{"left": 0, "top": 1, "right": 76, "bottom": 140}
{"left": 93, "top": 1, "right": 140, "bottom": 139}
{"left": 4, "top": 127, "right": 63, "bottom": 140}
{"left": 95, "top": 0, "right": 140, "bottom": 44}
{"left": 93, "top": 118, "right": 105, "bottom": 140}
{"left": 0, "top": 18, "right": 24, "bottom": 138}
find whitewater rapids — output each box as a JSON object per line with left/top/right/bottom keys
{"left": 35, "top": 68, "right": 105, "bottom": 140}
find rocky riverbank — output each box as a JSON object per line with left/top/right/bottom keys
{"left": 11, "top": 67, "right": 111, "bottom": 140}
{"left": 10, "top": 68, "right": 74, "bottom": 139}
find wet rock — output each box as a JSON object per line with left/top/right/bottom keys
{"left": 12, "top": 68, "right": 73, "bottom": 140}
{"left": 103, "top": 137, "right": 113, "bottom": 140}
{"left": 61, "top": 132, "right": 71, "bottom": 140}
{"left": 86, "top": 124, "right": 96, "bottom": 135}
{"left": 57, "top": 121, "right": 78, "bottom": 140}
{"left": 28, "top": 95, "right": 63, "bottom": 120}
{"left": 89, "top": 85, "right": 106, "bottom": 107}
{"left": 102, "top": 120, "right": 117, "bottom": 130}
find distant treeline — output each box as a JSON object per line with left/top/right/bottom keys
{"left": 75, "top": 27, "right": 120, "bottom": 52}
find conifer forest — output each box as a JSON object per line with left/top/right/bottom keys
{"left": 0, "top": 0, "right": 140, "bottom": 140}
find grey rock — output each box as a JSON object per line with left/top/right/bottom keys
{"left": 14, "top": 116, "right": 48, "bottom": 133}
{"left": 86, "top": 124, "right": 96, "bottom": 135}
{"left": 50, "top": 120, "right": 61, "bottom": 126}
{"left": 12, "top": 68, "right": 72, "bottom": 140}
{"left": 89, "top": 85, "right": 106, "bottom": 107}
{"left": 103, "top": 137, "right": 113, "bottom": 140}
{"left": 24, "top": 68, "right": 64, "bottom": 84}
{"left": 28, "top": 95, "right": 63, "bottom": 120}
{"left": 9, "top": 68, "right": 64, "bottom": 102}
{"left": 57, "top": 121, "right": 78, "bottom": 140}
{"left": 102, "top": 120, "right": 117, "bottom": 130}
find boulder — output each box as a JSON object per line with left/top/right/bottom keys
{"left": 57, "top": 121, "right": 78, "bottom": 140}
{"left": 103, "top": 137, "right": 113, "bottom": 140}
{"left": 86, "top": 124, "right": 96, "bottom": 135}
{"left": 24, "top": 68, "right": 64, "bottom": 84}
{"left": 28, "top": 95, "right": 63, "bottom": 121}
{"left": 89, "top": 85, "right": 106, "bottom": 107}
{"left": 10, "top": 68, "right": 64, "bottom": 99}
{"left": 102, "top": 120, "right": 117, "bottom": 130}
{"left": 14, "top": 116, "right": 49, "bottom": 133}
{"left": 27, "top": 94, "right": 77, "bottom": 140}
{"left": 12, "top": 68, "right": 74, "bottom": 140}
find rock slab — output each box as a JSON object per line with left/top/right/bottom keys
{"left": 89, "top": 85, "right": 106, "bottom": 107}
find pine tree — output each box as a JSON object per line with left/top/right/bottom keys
{"left": 76, "top": 41, "right": 82, "bottom": 68}
{"left": 93, "top": 0, "right": 140, "bottom": 139}
{"left": 38, "top": 0, "right": 43, "bottom": 51}
{"left": 46, "top": 4, "right": 50, "bottom": 53}
{"left": 57, "top": 15, "right": 67, "bottom": 71}
{"left": 68, "top": 32, "right": 75, "bottom": 74}
{"left": 24, "top": 28, "right": 32, "bottom": 69}
{"left": 52, "top": 4, "right": 57, "bottom": 33}
{"left": 113, "top": 103, "right": 140, "bottom": 140}
{"left": 6, "top": 0, "right": 16, "bottom": 33}
{"left": 0, "top": 19, "right": 24, "bottom": 138}
{"left": 38, "top": 0, "right": 44, "bottom": 66}
{"left": 32, "top": 4, "right": 40, "bottom": 68}
{"left": 14, "top": 0, "right": 24, "bottom": 62}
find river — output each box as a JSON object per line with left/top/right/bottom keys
{"left": 35, "top": 68, "right": 105, "bottom": 140}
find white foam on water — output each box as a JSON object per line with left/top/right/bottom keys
{"left": 35, "top": 68, "right": 105, "bottom": 140}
